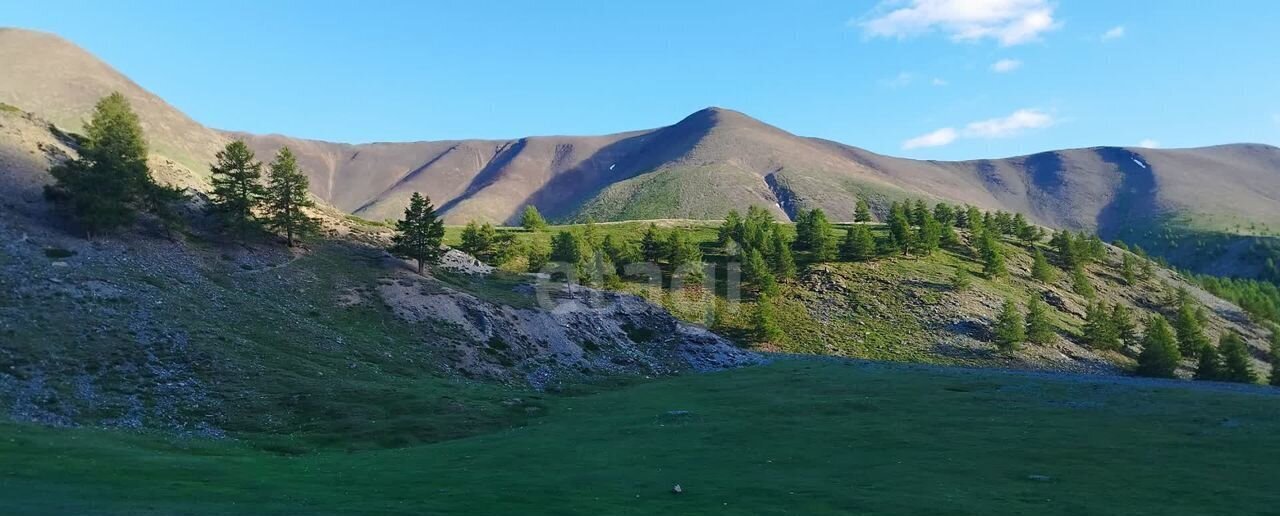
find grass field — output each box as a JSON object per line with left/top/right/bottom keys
{"left": 3, "top": 358, "right": 1278, "bottom": 515}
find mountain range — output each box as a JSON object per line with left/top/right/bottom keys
{"left": 3, "top": 27, "right": 1279, "bottom": 259}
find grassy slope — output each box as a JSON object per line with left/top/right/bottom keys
{"left": 3, "top": 359, "right": 1278, "bottom": 514}
{"left": 0, "top": 231, "right": 539, "bottom": 452}
{"left": 440, "top": 220, "right": 1270, "bottom": 373}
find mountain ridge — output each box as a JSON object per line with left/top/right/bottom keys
{"left": 3, "top": 28, "right": 1280, "bottom": 264}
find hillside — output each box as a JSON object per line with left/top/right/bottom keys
{"left": 2, "top": 28, "right": 1279, "bottom": 280}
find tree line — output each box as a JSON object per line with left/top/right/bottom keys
{"left": 46, "top": 92, "right": 319, "bottom": 248}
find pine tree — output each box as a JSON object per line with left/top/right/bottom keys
{"left": 840, "top": 224, "right": 877, "bottom": 261}
{"left": 1025, "top": 298, "right": 1055, "bottom": 345}
{"left": 1219, "top": 333, "right": 1257, "bottom": 384}
{"left": 1173, "top": 299, "right": 1210, "bottom": 358}
{"left": 769, "top": 231, "right": 796, "bottom": 279}
{"left": 916, "top": 213, "right": 942, "bottom": 255}
{"left": 209, "top": 140, "right": 265, "bottom": 241}
{"left": 854, "top": 199, "right": 873, "bottom": 223}
{"left": 993, "top": 298, "right": 1026, "bottom": 352}
{"left": 1136, "top": 317, "right": 1182, "bottom": 378}
{"left": 520, "top": 205, "right": 547, "bottom": 231}
{"left": 792, "top": 209, "right": 814, "bottom": 252}
{"left": 262, "top": 147, "right": 318, "bottom": 247}
{"left": 911, "top": 199, "right": 929, "bottom": 227}
{"left": 1083, "top": 302, "right": 1120, "bottom": 350}
{"left": 887, "top": 202, "right": 913, "bottom": 255}
{"left": 640, "top": 224, "right": 663, "bottom": 263}
{"left": 524, "top": 239, "right": 551, "bottom": 272}
{"left": 1121, "top": 253, "right": 1139, "bottom": 285}
{"left": 808, "top": 209, "right": 837, "bottom": 261}
{"left": 932, "top": 203, "right": 955, "bottom": 226}
{"left": 46, "top": 92, "right": 155, "bottom": 236}
{"left": 581, "top": 217, "right": 603, "bottom": 251}
{"left": 1269, "top": 331, "right": 1280, "bottom": 386}
{"left": 743, "top": 248, "right": 777, "bottom": 296}
{"left": 951, "top": 267, "right": 973, "bottom": 291}
{"left": 979, "top": 231, "right": 1006, "bottom": 278}
{"left": 1071, "top": 264, "right": 1095, "bottom": 298}
{"left": 752, "top": 294, "right": 783, "bottom": 343}
{"left": 718, "top": 210, "right": 744, "bottom": 247}
{"left": 1194, "top": 344, "right": 1223, "bottom": 381}
{"left": 389, "top": 192, "right": 445, "bottom": 275}
{"left": 666, "top": 231, "right": 703, "bottom": 271}
{"left": 551, "top": 230, "right": 584, "bottom": 267}
{"left": 1111, "top": 303, "right": 1137, "bottom": 345}
{"left": 458, "top": 220, "right": 487, "bottom": 257}
{"left": 1030, "top": 249, "right": 1057, "bottom": 283}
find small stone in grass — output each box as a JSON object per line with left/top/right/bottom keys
{"left": 672, "top": 484, "right": 683, "bottom": 494}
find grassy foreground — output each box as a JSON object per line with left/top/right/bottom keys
{"left": 3, "top": 359, "right": 1278, "bottom": 515}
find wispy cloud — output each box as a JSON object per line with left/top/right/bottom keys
{"left": 931, "top": 78, "right": 949, "bottom": 86}
{"left": 1137, "top": 139, "right": 1160, "bottom": 148}
{"left": 881, "top": 71, "right": 915, "bottom": 88}
{"left": 903, "top": 127, "right": 959, "bottom": 149}
{"left": 856, "top": 0, "right": 1060, "bottom": 46}
{"left": 902, "top": 108, "right": 1055, "bottom": 149}
{"left": 990, "top": 58, "right": 1022, "bottom": 73}
{"left": 1101, "top": 25, "right": 1126, "bottom": 41}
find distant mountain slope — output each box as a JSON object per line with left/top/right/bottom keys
{"left": 3, "top": 27, "right": 1279, "bottom": 276}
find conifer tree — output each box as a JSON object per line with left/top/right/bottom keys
{"left": 1083, "top": 302, "right": 1120, "bottom": 350}
{"left": 887, "top": 202, "right": 913, "bottom": 255}
{"left": 640, "top": 224, "right": 664, "bottom": 262}
{"left": 840, "top": 224, "right": 877, "bottom": 261}
{"left": 951, "top": 267, "right": 972, "bottom": 291}
{"left": 718, "top": 210, "right": 744, "bottom": 247}
{"left": 389, "top": 192, "right": 445, "bottom": 275}
{"left": 1111, "top": 303, "right": 1137, "bottom": 345}
{"left": 752, "top": 294, "right": 783, "bottom": 342}
{"left": 769, "top": 230, "right": 796, "bottom": 279}
{"left": 1136, "top": 317, "right": 1182, "bottom": 378}
{"left": 993, "top": 298, "right": 1026, "bottom": 352}
{"left": 1219, "top": 333, "right": 1257, "bottom": 384}
{"left": 525, "top": 239, "right": 551, "bottom": 272}
{"left": 666, "top": 230, "right": 703, "bottom": 271}
{"left": 47, "top": 92, "right": 156, "bottom": 236}
{"left": 805, "top": 209, "right": 837, "bottom": 261}
{"left": 262, "top": 147, "right": 318, "bottom": 246}
{"left": 743, "top": 248, "right": 777, "bottom": 296}
{"left": 854, "top": 199, "right": 873, "bottom": 223}
{"left": 520, "top": 205, "right": 548, "bottom": 231}
{"left": 1071, "top": 265, "right": 1095, "bottom": 299}
{"left": 979, "top": 231, "right": 1006, "bottom": 278}
{"left": 1173, "top": 299, "right": 1210, "bottom": 358}
{"left": 1194, "top": 344, "right": 1223, "bottom": 381}
{"left": 916, "top": 213, "right": 942, "bottom": 255}
{"left": 1269, "top": 331, "right": 1280, "bottom": 386}
{"left": 1025, "top": 298, "right": 1055, "bottom": 345}
{"left": 792, "top": 209, "right": 814, "bottom": 252}
{"left": 911, "top": 199, "right": 929, "bottom": 226}
{"left": 1030, "top": 248, "right": 1057, "bottom": 283}
{"left": 932, "top": 203, "right": 955, "bottom": 226}
{"left": 1121, "top": 253, "right": 1139, "bottom": 285}
{"left": 210, "top": 139, "right": 265, "bottom": 241}
{"left": 458, "top": 220, "right": 487, "bottom": 257}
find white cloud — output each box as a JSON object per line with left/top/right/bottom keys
{"left": 881, "top": 71, "right": 915, "bottom": 88}
{"left": 931, "top": 77, "right": 949, "bottom": 86}
{"left": 857, "top": 0, "right": 1059, "bottom": 46}
{"left": 1101, "top": 25, "right": 1125, "bottom": 41}
{"left": 902, "top": 108, "right": 1055, "bottom": 149}
{"left": 990, "top": 58, "right": 1022, "bottom": 73}
{"left": 963, "top": 108, "right": 1054, "bottom": 138}
{"left": 1138, "top": 139, "right": 1160, "bottom": 148}
{"left": 903, "top": 127, "right": 959, "bottom": 149}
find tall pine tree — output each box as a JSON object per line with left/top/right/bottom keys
{"left": 993, "top": 298, "right": 1026, "bottom": 352}
{"left": 47, "top": 92, "right": 155, "bottom": 236}
{"left": 1025, "top": 298, "right": 1055, "bottom": 345}
{"left": 389, "top": 192, "right": 445, "bottom": 275}
{"left": 262, "top": 147, "right": 318, "bottom": 247}
{"left": 840, "top": 224, "right": 877, "bottom": 261}
{"left": 854, "top": 199, "right": 872, "bottom": 223}
{"left": 209, "top": 140, "right": 265, "bottom": 241}
{"left": 1136, "top": 317, "right": 1182, "bottom": 378}
{"left": 1219, "top": 333, "right": 1257, "bottom": 384}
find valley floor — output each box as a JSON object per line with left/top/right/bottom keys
{"left": 3, "top": 357, "right": 1278, "bottom": 515}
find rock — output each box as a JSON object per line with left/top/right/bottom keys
{"left": 672, "top": 484, "right": 683, "bottom": 494}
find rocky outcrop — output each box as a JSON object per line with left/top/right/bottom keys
{"left": 379, "top": 276, "right": 761, "bottom": 389}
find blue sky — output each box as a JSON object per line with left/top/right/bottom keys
{"left": 5, "top": 0, "right": 1279, "bottom": 159}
